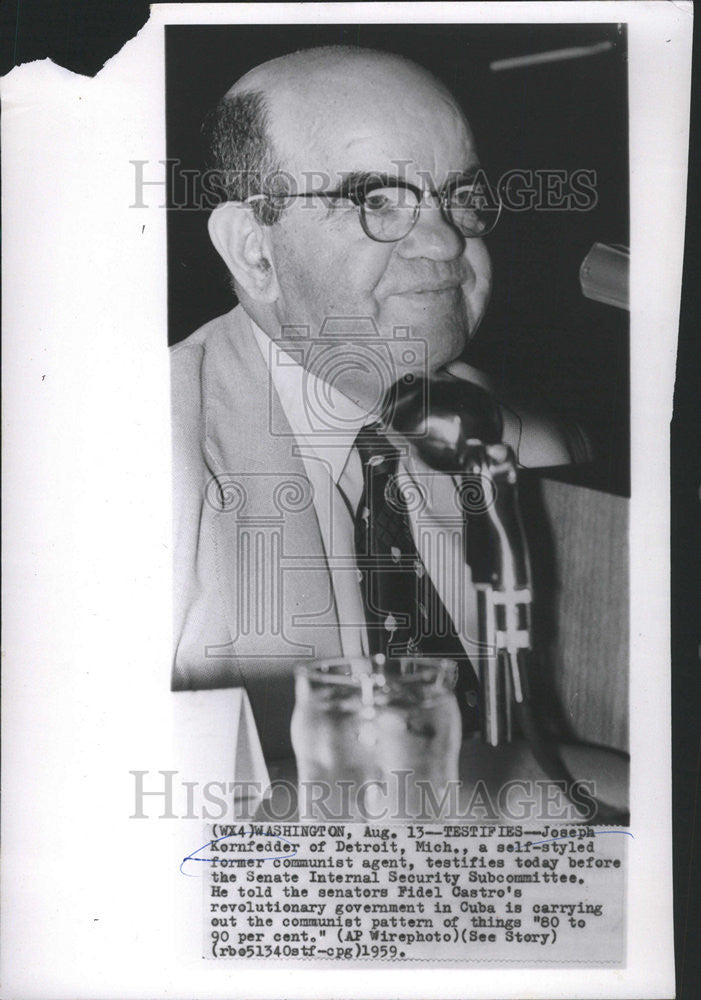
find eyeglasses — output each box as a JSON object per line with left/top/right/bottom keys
{"left": 245, "top": 174, "right": 502, "bottom": 243}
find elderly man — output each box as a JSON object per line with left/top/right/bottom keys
{"left": 171, "top": 46, "right": 578, "bottom": 760}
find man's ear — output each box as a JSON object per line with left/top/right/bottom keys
{"left": 208, "top": 202, "right": 278, "bottom": 303}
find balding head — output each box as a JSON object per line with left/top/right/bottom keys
{"left": 225, "top": 46, "right": 472, "bottom": 183}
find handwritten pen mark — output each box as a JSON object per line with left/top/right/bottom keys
{"left": 180, "top": 831, "right": 298, "bottom": 877}
{"left": 528, "top": 830, "right": 635, "bottom": 848}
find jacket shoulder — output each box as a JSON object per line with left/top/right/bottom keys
{"left": 171, "top": 308, "right": 244, "bottom": 370}
{"left": 170, "top": 307, "right": 249, "bottom": 410}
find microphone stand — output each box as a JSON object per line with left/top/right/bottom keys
{"left": 461, "top": 442, "right": 532, "bottom": 746}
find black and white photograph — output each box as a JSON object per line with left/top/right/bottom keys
{"left": 1, "top": 2, "right": 692, "bottom": 997}
{"left": 167, "top": 22, "right": 630, "bottom": 825}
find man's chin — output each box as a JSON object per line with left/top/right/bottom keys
{"left": 380, "top": 306, "right": 469, "bottom": 375}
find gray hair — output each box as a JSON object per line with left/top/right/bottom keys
{"left": 203, "top": 89, "right": 286, "bottom": 224}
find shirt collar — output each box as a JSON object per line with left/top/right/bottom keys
{"left": 250, "top": 319, "right": 374, "bottom": 484}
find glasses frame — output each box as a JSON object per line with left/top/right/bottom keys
{"left": 245, "top": 174, "right": 502, "bottom": 243}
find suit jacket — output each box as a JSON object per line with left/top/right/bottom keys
{"left": 171, "top": 305, "right": 344, "bottom": 759}
{"left": 171, "top": 306, "right": 581, "bottom": 760}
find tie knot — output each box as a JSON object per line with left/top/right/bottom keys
{"left": 354, "top": 423, "right": 399, "bottom": 476}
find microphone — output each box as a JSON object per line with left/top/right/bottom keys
{"left": 387, "top": 373, "right": 503, "bottom": 472}
{"left": 386, "top": 372, "right": 531, "bottom": 746}
{"left": 579, "top": 242, "right": 629, "bottom": 310}
{"left": 385, "top": 373, "right": 631, "bottom": 821}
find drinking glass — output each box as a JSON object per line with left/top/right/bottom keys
{"left": 291, "top": 655, "right": 461, "bottom": 820}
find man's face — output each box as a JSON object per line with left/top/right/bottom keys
{"left": 261, "top": 56, "right": 493, "bottom": 405}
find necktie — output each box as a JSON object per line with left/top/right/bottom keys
{"left": 353, "top": 424, "right": 480, "bottom": 734}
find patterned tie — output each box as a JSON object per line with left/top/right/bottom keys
{"left": 353, "top": 424, "right": 480, "bottom": 734}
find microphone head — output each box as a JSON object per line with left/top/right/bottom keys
{"left": 387, "top": 374, "right": 503, "bottom": 471}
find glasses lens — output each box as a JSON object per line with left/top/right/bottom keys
{"left": 447, "top": 181, "right": 502, "bottom": 237}
{"left": 360, "top": 185, "right": 420, "bottom": 242}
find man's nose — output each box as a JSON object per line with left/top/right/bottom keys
{"left": 398, "top": 199, "right": 464, "bottom": 261}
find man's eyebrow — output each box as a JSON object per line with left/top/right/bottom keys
{"left": 324, "top": 166, "right": 485, "bottom": 198}
{"left": 334, "top": 171, "right": 397, "bottom": 193}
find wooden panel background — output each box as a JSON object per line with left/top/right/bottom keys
{"left": 518, "top": 475, "right": 629, "bottom": 753}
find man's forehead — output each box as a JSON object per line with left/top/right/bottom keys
{"left": 232, "top": 48, "right": 479, "bottom": 185}
{"left": 277, "top": 94, "right": 477, "bottom": 187}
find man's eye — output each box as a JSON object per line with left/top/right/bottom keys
{"left": 363, "top": 190, "right": 395, "bottom": 212}
{"left": 324, "top": 195, "right": 356, "bottom": 218}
